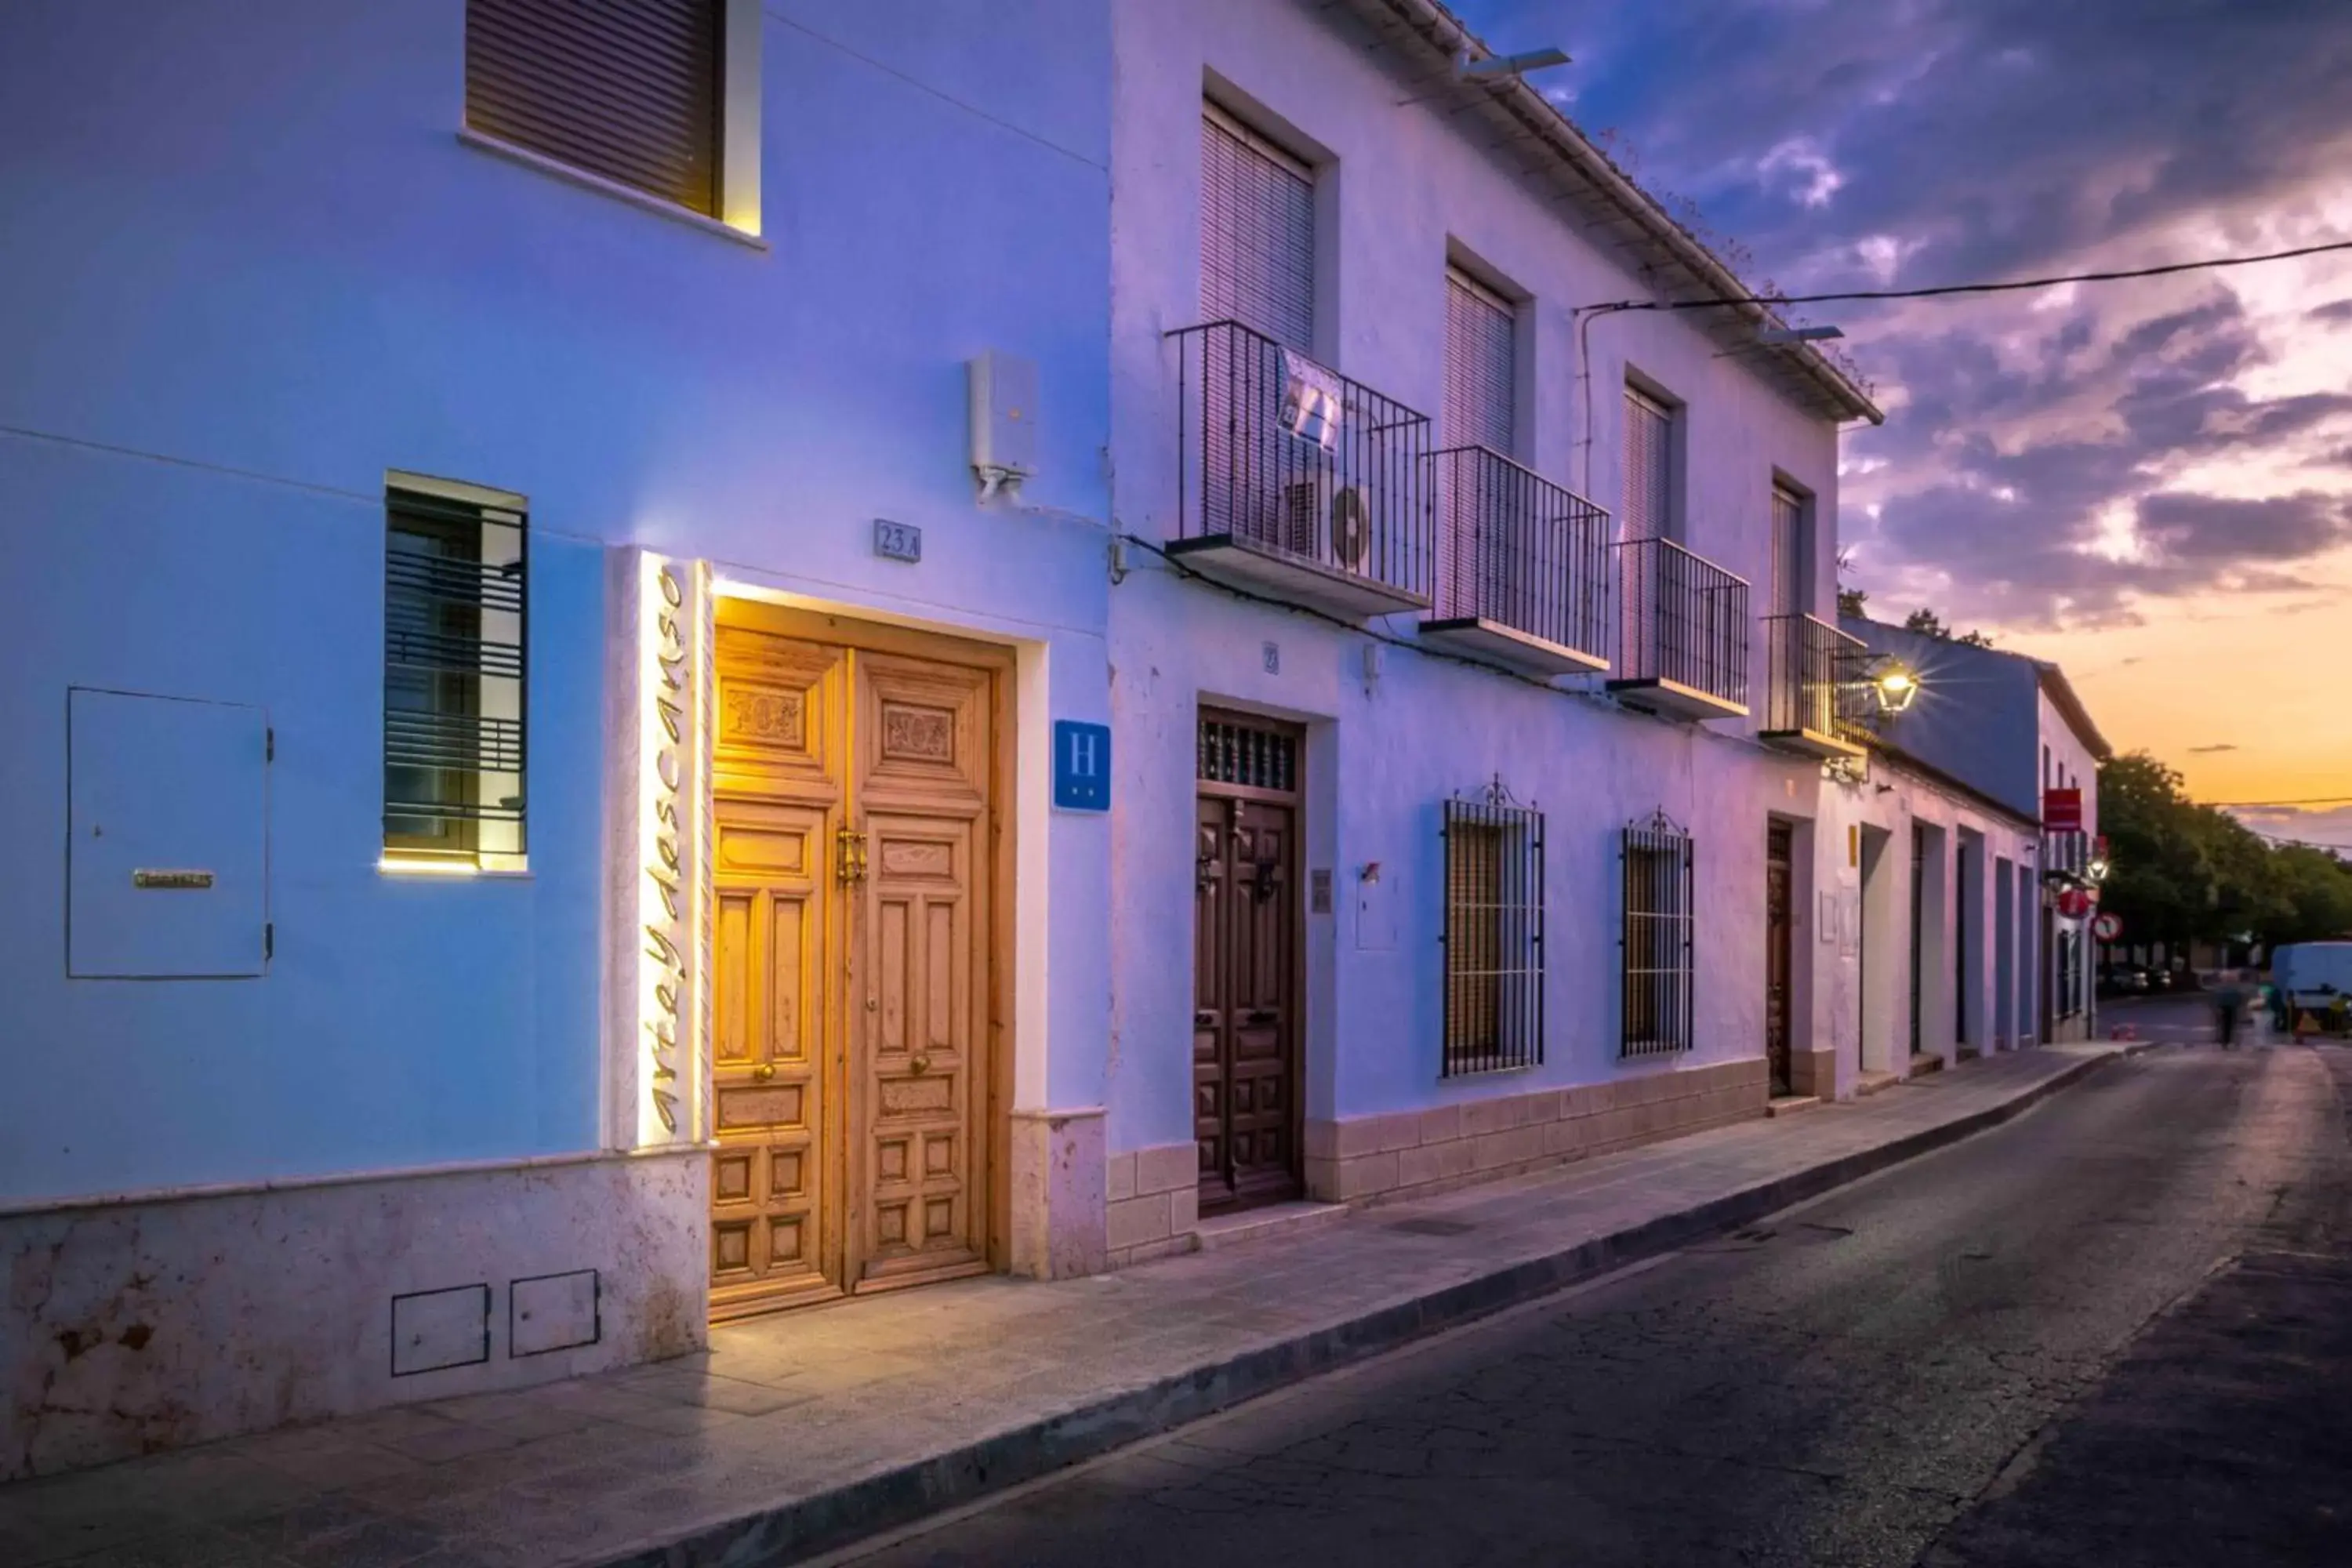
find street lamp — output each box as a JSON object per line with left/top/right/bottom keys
{"left": 1867, "top": 657, "right": 1920, "bottom": 714}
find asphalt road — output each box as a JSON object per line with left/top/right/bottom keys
{"left": 837, "top": 1044, "right": 2352, "bottom": 1568}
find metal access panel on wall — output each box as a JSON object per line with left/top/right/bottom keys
{"left": 69, "top": 688, "right": 270, "bottom": 978}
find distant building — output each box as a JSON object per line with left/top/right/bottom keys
{"left": 1841, "top": 619, "right": 2113, "bottom": 1044}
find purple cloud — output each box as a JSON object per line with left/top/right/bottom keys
{"left": 1456, "top": 0, "right": 2352, "bottom": 626}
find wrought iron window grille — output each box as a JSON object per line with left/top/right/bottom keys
{"left": 1621, "top": 810, "right": 1695, "bottom": 1058}
{"left": 1441, "top": 776, "right": 1544, "bottom": 1078}
{"left": 1197, "top": 717, "right": 1298, "bottom": 792}
{"left": 383, "top": 488, "right": 527, "bottom": 865}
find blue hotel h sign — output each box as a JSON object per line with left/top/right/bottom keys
{"left": 1053, "top": 720, "right": 1111, "bottom": 811}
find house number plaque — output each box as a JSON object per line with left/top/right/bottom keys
{"left": 133, "top": 869, "right": 215, "bottom": 890}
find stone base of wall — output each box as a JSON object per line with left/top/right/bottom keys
{"left": 1103, "top": 1142, "right": 1199, "bottom": 1269}
{"left": 1303, "top": 1058, "right": 1770, "bottom": 1205}
{"left": 0, "top": 1149, "right": 706, "bottom": 1483}
{"left": 1788, "top": 1047, "right": 1838, "bottom": 1099}
{"left": 1009, "top": 1108, "right": 1108, "bottom": 1279}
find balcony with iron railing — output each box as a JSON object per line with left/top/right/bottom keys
{"left": 1759, "top": 612, "right": 1870, "bottom": 758}
{"left": 1167, "top": 320, "right": 1434, "bottom": 618}
{"left": 1417, "top": 445, "right": 1611, "bottom": 677}
{"left": 1603, "top": 536, "right": 1750, "bottom": 720}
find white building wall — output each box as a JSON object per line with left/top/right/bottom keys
{"left": 1105, "top": 0, "right": 1852, "bottom": 1208}
{"left": 1, "top": 0, "right": 1115, "bottom": 1477}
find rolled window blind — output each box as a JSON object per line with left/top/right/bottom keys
{"left": 1770, "top": 484, "right": 1806, "bottom": 615}
{"left": 1444, "top": 269, "right": 1515, "bottom": 453}
{"left": 1622, "top": 388, "right": 1674, "bottom": 542}
{"left": 1200, "top": 107, "right": 1315, "bottom": 350}
{"left": 466, "top": 0, "right": 723, "bottom": 216}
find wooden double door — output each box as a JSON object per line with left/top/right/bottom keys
{"left": 1193, "top": 711, "right": 1303, "bottom": 1214}
{"left": 708, "top": 604, "right": 1007, "bottom": 1321}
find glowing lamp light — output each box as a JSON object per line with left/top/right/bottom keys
{"left": 1869, "top": 659, "right": 1921, "bottom": 714}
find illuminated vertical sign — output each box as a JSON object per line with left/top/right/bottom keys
{"left": 611, "top": 548, "right": 709, "bottom": 1151}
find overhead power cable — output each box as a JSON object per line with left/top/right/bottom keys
{"left": 1580, "top": 238, "right": 2352, "bottom": 316}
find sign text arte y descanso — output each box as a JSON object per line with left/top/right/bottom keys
{"left": 642, "top": 564, "right": 691, "bottom": 1135}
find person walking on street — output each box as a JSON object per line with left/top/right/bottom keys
{"left": 2215, "top": 975, "right": 2245, "bottom": 1048}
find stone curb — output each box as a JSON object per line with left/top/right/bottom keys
{"left": 595, "top": 1047, "right": 2142, "bottom": 1568}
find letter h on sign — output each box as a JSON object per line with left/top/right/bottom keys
{"left": 1053, "top": 720, "right": 1110, "bottom": 811}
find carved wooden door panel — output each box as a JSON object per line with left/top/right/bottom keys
{"left": 1192, "top": 796, "right": 1231, "bottom": 1196}
{"left": 1225, "top": 798, "right": 1298, "bottom": 1206}
{"left": 1194, "top": 710, "right": 1303, "bottom": 1216}
{"left": 848, "top": 652, "right": 993, "bottom": 1289}
{"left": 710, "top": 627, "right": 849, "bottom": 1319}
{"left": 1766, "top": 821, "right": 1794, "bottom": 1098}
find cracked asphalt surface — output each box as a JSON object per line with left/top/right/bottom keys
{"left": 841, "top": 1040, "right": 2352, "bottom": 1567}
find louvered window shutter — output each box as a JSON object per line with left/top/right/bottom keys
{"left": 1200, "top": 108, "right": 1315, "bottom": 350}
{"left": 1443, "top": 270, "right": 1515, "bottom": 453}
{"left": 1622, "top": 389, "right": 1674, "bottom": 542}
{"left": 466, "top": 0, "right": 724, "bottom": 216}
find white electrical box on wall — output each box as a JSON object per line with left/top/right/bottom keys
{"left": 69, "top": 688, "right": 270, "bottom": 978}
{"left": 967, "top": 349, "right": 1039, "bottom": 499}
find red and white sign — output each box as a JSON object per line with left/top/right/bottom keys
{"left": 2056, "top": 886, "right": 2094, "bottom": 920}
{"left": 2092, "top": 911, "right": 2124, "bottom": 942}
{"left": 2043, "top": 787, "right": 2084, "bottom": 833}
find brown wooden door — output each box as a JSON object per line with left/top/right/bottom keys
{"left": 1194, "top": 713, "right": 1303, "bottom": 1214}
{"left": 1766, "top": 821, "right": 1794, "bottom": 1097}
{"left": 710, "top": 608, "right": 1005, "bottom": 1321}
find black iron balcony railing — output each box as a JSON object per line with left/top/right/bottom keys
{"left": 1426, "top": 445, "right": 1611, "bottom": 666}
{"left": 1609, "top": 536, "right": 1749, "bottom": 715}
{"left": 1169, "top": 320, "right": 1433, "bottom": 604}
{"left": 1760, "top": 612, "right": 1869, "bottom": 749}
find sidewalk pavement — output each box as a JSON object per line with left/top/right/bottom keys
{"left": 2, "top": 1043, "right": 2141, "bottom": 1568}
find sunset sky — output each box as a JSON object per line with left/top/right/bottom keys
{"left": 1459, "top": 0, "right": 2352, "bottom": 851}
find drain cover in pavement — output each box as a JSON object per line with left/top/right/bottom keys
{"left": 1389, "top": 1216, "right": 1479, "bottom": 1236}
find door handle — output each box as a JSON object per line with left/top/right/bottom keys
{"left": 836, "top": 827, "right": 869, "bottom": 885}
{"left": 1194, "top": 1011, "right": 1215, "bottom": 1029}
{"left": 909, "top": 1054, "right": 931, "bottom": 1076}
{"left": 753, "top": 1063, "right": 775, "bottom": 1082}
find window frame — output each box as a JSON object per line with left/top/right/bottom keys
{"left": 1621, "top": 379, "right": 1682, "bottom": 545}
{"left": 382, "top": 478, "right": 528, "bottom": 874}
{"left": 459, "top": 0, "right": 764, "bottom": 239}
{"left": 1200, "top": 99, "right": 1317, "bottom": 352}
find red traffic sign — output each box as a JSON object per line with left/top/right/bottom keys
{"left": 2044, "top": 787, "right": 2084, "bottom": 833}
{"left": 2056, "top": 887, "right": 2094, "bottom": 920}
{"left": 2092, "top": 911, "right": 2123, "bottom": 942}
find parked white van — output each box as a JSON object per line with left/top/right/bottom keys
{"left": 2272, "top": 942, "right": 2352, "bottom": 1002}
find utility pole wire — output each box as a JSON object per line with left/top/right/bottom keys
{"left": 1578, "top": 238, "right": 2352, "bottom": 316}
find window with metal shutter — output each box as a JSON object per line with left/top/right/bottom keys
{"left": 1622, "top": 387, "right": 1675, "bottom": 541}
{"left": 1200, "top": 107, "right": 1315, "bottom": 350}
{"left": 1770, "top": 484, "right": 1806, "bottom": 615}
{"left": 466, "top": 0, "right": 724, "bottom": 216}
{"left": 1444, "top": 270, "right": 1515, "bottom": 453}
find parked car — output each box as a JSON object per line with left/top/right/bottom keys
{"left": 2100, "top": 964, "right": 2148, "bottom": 996}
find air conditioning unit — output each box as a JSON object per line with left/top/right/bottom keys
{"left": 1278, "top": 473, "right": 1376, "bottom": 572}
